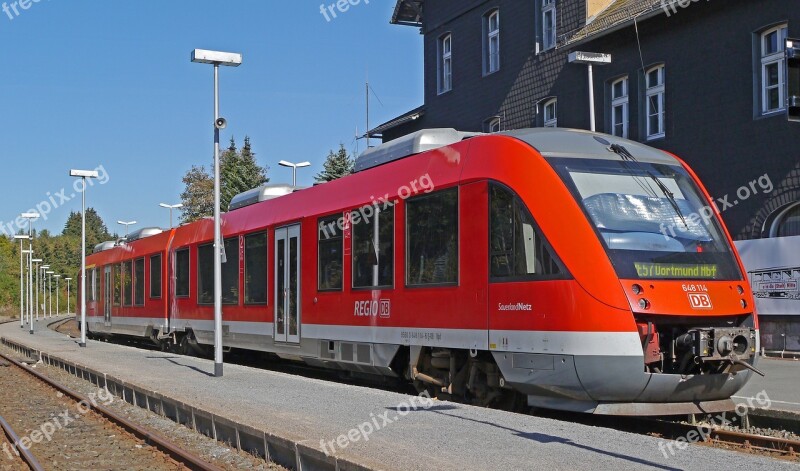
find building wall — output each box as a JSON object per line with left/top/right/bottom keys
{"left": 385, "top": 0, "right": 800, "bottom": 241}
{"left": 557, "top": 0, "right": 800, "bottom": 239}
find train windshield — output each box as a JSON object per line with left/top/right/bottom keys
{"left": 549, "top": 157, "right": 742, "bottom": 280}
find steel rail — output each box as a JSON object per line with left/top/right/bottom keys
{"left": 0, "top": 351, "right": 224, "bottom": 471}
{"left": 0, "top": 414, "right": 46, "bottom": 471}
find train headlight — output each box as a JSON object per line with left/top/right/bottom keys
{"left": 740, "top": 299, "right": 748, "bottom": 309}
{"left": 737, "top": 285, "right": 744, "bottom": 295}
{"left": 638, "top": 298, "right": 650, "bottom": 310}
{"left": 632, "top": 284, "right": 643, "bottom": 295}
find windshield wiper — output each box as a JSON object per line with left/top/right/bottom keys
{"left": 609, "top": 144, "right": 688, "bottom": 230}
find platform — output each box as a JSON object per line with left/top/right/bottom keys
{"left": 734, "top": 356, "right": 800, "bottom": 416}
{"left": 0, "top": 317, "right": 796, "bottom": 471}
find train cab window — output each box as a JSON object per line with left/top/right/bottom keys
{"left": 113, "top": 265, "right": 121, "bottom": 306}
{"left": 352, "top": 206, "right": 394, "bottom": 288}
{"left": 122, "top": 260, "right": 133, "bottom": 306}
{"left": 150, "top": 254, "right": 162, "bottom": 299}
{"left": 490, "top": 184, "right": 561, "bottom": 279}
{"left": 406, "top": 188, "right": 458, "bottom": 286}
{"left": 318, "top": 214, "right": 343, "bottom": 291}
{"left": 198, "top": 238, "right": 240, "bottom": 305}
{"left": 134, "top": 258, "right": 145, "bottom": 306}
{"left": 175, "top": 248, "right": 190, "bottom": 298}
{"left": 245, "top": 232, "right": 267, "bottom": 304}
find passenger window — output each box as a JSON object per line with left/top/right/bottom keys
{"left": 175, "top": 248, "right": 190, "bottom": 298}
{"left": 245, "top": 232, "right": 267, "bottom": 304}
{"left": 134, "top": 258, "right": 145, "bottom": 306}
{"left": 318, "top": 214, "right": 343, "bottom": 291}
{"left": 198, "top": 238, "right": 239, "bottom": 305}
{"left": 490, "top": 183, "right": 561, "bottom": 279}
{"left": 150, "top": 254, "right": 162, "bottom": 299}
{"left": 122, "top": 260, "right": 133, "bottom": 306}
{"left": 406, "top": 188, "right": 458, "bottom": 286}
{"left": 352, "top": 206, "right": 394, "bottom": 288}
{"left": 113, "top": 265, "right": 121, "bottom": 306}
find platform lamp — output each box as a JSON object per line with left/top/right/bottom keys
{"left": 191, "top": 48, "right": 243, "bottom": 378}
{"left": 13, "top": 235, "right": 30, "bottom": 328}
{"left": 65, "top": 278, "right": 72, "bottom": 315}
{"left": 568, "top": 51, "right": 612, "bottom": 132}
{"left": 31, "top": 259, "right": 42, "bottom": 332}
{"left": 159, "top": 203, "right": 183, "bottom": 229}
{"left": 54, "top": 275, "right": 61, "bottom": 316}
{"left": 39, "top": 265, "right": 49, "bottom": 323}
{"left": 46, "top": 271, "right": 54, "bottom": 318}
{"left": 117, "top": 220, "right": 137, "bottom": 238}
{"left": 70, "top": 168, "right": 100, "bottom": 348}
{"left": 278, "top": 160, "right": 311, "bottom": 188}
{"left": 21, "top": 212, "right": 39, "bottom": 330}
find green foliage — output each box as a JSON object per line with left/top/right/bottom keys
{"left": 180, "top": 136, "right": 269, "bottom": 223}
{"left": 315, "top": 144, "right": 354, "bottom": 183}
{"left": 0, "top": 208, "right": 110, "bottom": 317}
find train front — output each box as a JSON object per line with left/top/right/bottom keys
{"left": 503, "top": 130, "right": 760, "bottom": 415}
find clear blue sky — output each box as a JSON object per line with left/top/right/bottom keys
{"left": 0, "top": 0, "right": 422, "bottom": 236}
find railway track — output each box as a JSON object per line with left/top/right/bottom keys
{"left": 47, "top": 316, "right": 800, "bottom": 463}
{"left": 0, "top": 349, "right": 223, "bottom": 471}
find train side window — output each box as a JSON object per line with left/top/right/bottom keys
{"left": 150, "top": 253, "right": 162, "bottom": 299}
{"left": 134, "top": 258, "right": 145, "bottom": 306}
{"left": 245, "top": 232, "right": 267, "bottom": 304}
{"left": 489, "top": 183, "right": 561, "bottom": 279}
{"left": 318, "top": 214, "right": 343, "bottom": 291}
{"left": 175, "top": 248, "right": 190, "bottom": 298}
{"left": 198, "top": 238, "right": 240, "bottom": 305}
{"left": 90, "top": 268, "right": 97, "bottom": 302}
{"left": 122, "top": 260, "right": 133, "bottom": 306}
{"left": 352, "top": 206, "right": 394, "bottom": 289}
{"left": 113, "top": 265, "right": 121, "bottom": 306}
{"left": 406, "top": 188, "right": 459, "bottom": 286}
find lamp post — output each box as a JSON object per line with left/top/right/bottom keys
{"left": 159, "top": 203, "right": 183, "bottom": 229}
{"left": 39, "top": 265, "right": 49, "bottom": 323}
{"left": 31, "top": 259, "right": 41, "bottom": 331}
{"left": 278, "top": 160, "right": 311, "bottom": 188}
{"left": 54, "top": 275, "right": 61, "bottom": 316}
{"left": 568, "top": 51, "right": 612, "bottom": 132}
{"left": 70, "top": 169, "right": 100, "bottom": 348}
{"left": 65, "top": 278, "right": 72, "bottom": 315}
{"left": 46, "top": 271, "right": 54, "bottom": 318}
{"left": 117, "top": 220, "right": 137, "bottom": 238}
{"left": 13, "top": 235, "right": 30, "bottom": 328}
{"left": 192, "top": 48, "right": 243, "bottom": 378}
{"left": 22, "top": 212, "right": 38, "bottom": 330}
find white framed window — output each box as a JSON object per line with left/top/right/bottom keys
{"left": 484, "top": 10, "right": 500, "bottom": 74}
{"left": 543, "top": 98, "right": 557, "bottom": 127}
{"left": 760, "top": 24, "right": 788, "bottom": 114}
{"left": 438, "top": 33, "right": 452, "bottom": 94}
{"left": 488, "top": 117, "right": 501, "bottom": 133}
{"left": 542, "top": 0, "right": 556, "bottom": 51}
{"left": 645, "top": 65, "right": 665, "bottom": 139}
{"left": 611, "top": 77, "right": 629, "bottom": 138}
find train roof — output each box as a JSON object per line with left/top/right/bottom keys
{"left": 502, "top": 128, "right": 676, "bottom": 165}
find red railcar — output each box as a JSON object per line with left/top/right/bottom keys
{"left": 81, "top": 128, "right": 760, "bottom": 415}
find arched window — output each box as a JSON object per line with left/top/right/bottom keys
{"left": 774, "top": 203, "right": 800, "bottom": 237}
{"left": 645, "top": 64, "right": 665, "bottom": 139}
{"left": 438, "top": 33, "right": 453, "bottom": 94}
{"left": 483, "top": 10, "right": 500, "bottom": 74}
{"left": 543, "top": 98, "right": 557, "bottom": 127}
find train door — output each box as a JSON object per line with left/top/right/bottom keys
{"left": 103, "top": 266, "right": 112, "bottom": 327}
{"left": 274, "top": 224, "right": 301, "bottom": 343}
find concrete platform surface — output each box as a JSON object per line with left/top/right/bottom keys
{"left": 734, "top": 357, "right": 800, "bottom": 413}
{"left": 1, "top": 318, "right": 797, "bottom": 471}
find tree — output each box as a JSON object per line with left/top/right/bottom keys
{"left": 181, "top": 136, "right": 269, "bottom": 222}
{"left": 63, "top": 208, "right": 113, "bottom": 248}
{"left": 315, "top": 144, "right": 354, "bottom": 183}
{"left": 180, "top": 165, "right": 214, "bottom": 223}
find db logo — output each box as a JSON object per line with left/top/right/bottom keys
{"left": 688, "top": 293, "right": 713, "bottom": 309}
